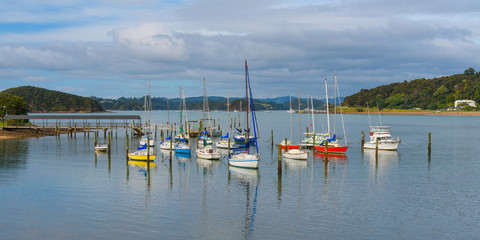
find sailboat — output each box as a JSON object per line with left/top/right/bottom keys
{"left": 175, "top": 88, "right": 189, "bottom": 142}
{"left": 286, "top": 95, "right": 295, "bottom": 113}
{"left": 174, "top": 89, "right": 191, "bottom": 154}
{"left": 139, "top": 88, "right": 154, "bottom": 147}
{"left": 216, "top": 89, "right": 237, "bottom": 149}
{"left": 128, "top": 140, "right": 156, "bottom": 166}
{"left": 313, "top": 75, "right": 348, "bottom": 154}
{"left": 229, "top": 60, "right": 260, "bottom": 169}
{"left": 201, "top": 78, "right": 220, "bottom": 138}
{"left": 129, "top": 87, "right": 156, "bottom": 166}
{"left": 282, "top": 94, "right": 308, "bottom": 160}
{"left": 281, "top": 95, "right": 300, "bottom": 150}
{"left": 196, "top": 139, "right": 221, "bottom": 159}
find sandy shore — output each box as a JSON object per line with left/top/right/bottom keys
{"left": 0, "top": 127, "right": 69, "bottom": 141}
{"left": 345, "top": 110, "right": 480, "bottom": 116}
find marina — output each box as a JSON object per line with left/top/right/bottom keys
{"left": 1, "top": 110, "right": 480, "bottom": 239}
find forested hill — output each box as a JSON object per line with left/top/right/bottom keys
{"left": 2, "top": 86, "right": 104, "bottom": 112}
{"left": 93, "top": 96, "right": 325, "bottom": 111}
{"left": 343, "top": 68, "right": 480, "bottom": 110}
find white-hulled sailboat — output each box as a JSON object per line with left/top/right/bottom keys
{"left": 229, "top": 60, "right": 260, "bottom": 169}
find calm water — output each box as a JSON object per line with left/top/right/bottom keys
{"left": 1, "top": 111, "right": 480, "bottom": 239}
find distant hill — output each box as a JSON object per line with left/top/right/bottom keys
{"left": 3, "top": 86, "right": 104, "bottom": 112}
{"left": 343, "top": 68, "right": 480, "bottom": 110}
{"left": 93, "top": 96, "right": 327, "bottom": 111}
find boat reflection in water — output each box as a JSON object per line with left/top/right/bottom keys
{"left": 175, "top": 152, "right": 191, "bottom": 162}
{"left": 314, "top": 152, "right": 347, "bottom": 165}
{"left": 196, "top": 157, "right": 222, "bottom": 170}
{"left": 284, "top": 158, "right": 307, "bottom": 169}
{"left": 363, "top": 149, "right": 400, "bottom": 178}
{"left": 228, "top": 166, "right": 259, "bottom": 239}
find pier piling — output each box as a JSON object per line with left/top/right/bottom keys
{"left": 428, "top": 132, "right": 431, "bottom": 155}
{"left": 271, "top": 129, "right": 274, "bottom": 147}
{"left": 361, "top": 131, "right": 365, "bottom": 149}
{"left": 324, "top": 140, "right": 328, "bottom": 161}
{"left": 277, "top": 144, "right": 282, "bottom": 173}
{"left": 126, "top": 133, "right": 129, "bottom": 162}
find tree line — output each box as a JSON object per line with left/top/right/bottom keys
{"left": 343, "top": 68, "right": 480, "bottom": 110}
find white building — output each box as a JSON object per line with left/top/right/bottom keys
{"left": 454, "top": 100, "right": 477, "bottom": 109}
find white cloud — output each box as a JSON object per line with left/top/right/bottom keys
{"left": 111, "top": 22, "right": 188, "bottom": 61}
{"left": 0, "top": 0, "right": 480, "bottom": 98}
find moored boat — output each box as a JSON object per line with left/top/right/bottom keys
{"left": 282, "top": 148, "right": 308, "bottom": 160}
{"left": 174, "top": 139, "right": 191, "bottom": 154}
{"left": 196, "top": 145, "right": 221, "bottom": 160}
{"left": 228, "top": 60, "right": 260, "bottom": 169}
{"left": 363, "top": 126, "right": 401, "bottom": 150}
{"left": 128, "top": 149, "right": 156, "bottom": 167}
{"left": 95, "top": 143, "right": 108, "bottom": 151}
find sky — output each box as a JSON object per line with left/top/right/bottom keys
{"left": 1, "top": 0, "right": 479, "bottom": 99}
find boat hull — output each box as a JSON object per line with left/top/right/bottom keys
{"left": 159, "top": 142, "right": 173, "bottom": 150}
{"left": 283, "top": 152, "right": 308, "bottom": 160}
{"left": 229, "top": 153, "right": 259, "bottom": 168}
{"left": 313, "top": 145, "right": 348, "bottom": 154}
{"left": 196, "top": 151, "right": 221, "bottom": 160}
{"left": 175, "top": 148, "right": 191, "bottom": 154}
{"left": 363, "top": 141, "right": 400, "bottom": 150}
{"left": 216, "top": 140, "right": 236, "bottom": 149}
{"left": 128, "top": 154, "right": 156, "bottom": 160}
{"left": 281, "top": 144, "right": 300, "bottom": 150}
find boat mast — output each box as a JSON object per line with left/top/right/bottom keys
{"left": 298, "top": 87, "right": 301, "bottom": 143}
{"left": 245, "top": 60, "right": 249, "bottom": 136}
{"left": 227, "top": 88, "right": 230, "bottom": 131}
{"left": 325, "top": 78, "right": 330, "bottom": 136}
{"left": 183, "top": 89, "right": 188, "bottom": 135}
{"left": 179, "top": 87, "right": 182, "bottom": 130}
{"left": 143, "top": 93, "right": 147, "bottom": 128}
{"left": 311, "top": 96, "right": 315, "bottom": 134}
{"left": 336, "top": 74, "right": 348, "bottom": 146}
{"left": 149, "top": 86, "right": 152, "bottom": 132}
{"left": 289, "top": 95, "right": 292, "bottom": 141}
{"left": 334, "top": 74, "right": 337, "bottom": 135}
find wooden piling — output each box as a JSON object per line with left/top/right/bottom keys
{"left": 277, "top": 144, "right": 282, "bottom": 173}
{"left": 324, "top": 140, "right": 328, "bottom": 161}
{"left": 88, "top": 123, "right": 90, "bottom": 138}
{"left": 375, "top": 137, "right": 379, "bottom": 161}
{"left": 228, "top": 138, "right": 231, "bottom": 165}
{"left": 147, "top": 140, "right": 150, "bottom": 170}
{"left": 313, "top": 133, "right": 316, "bottom": 148}
{"left": 94, "top": 132, "right": 97, "bottom": 146}
{"left": 126, "top": 133, "right": 129, "bottom": 162}
{"left": 169, "top": 130, "right": 173, "bottom": 161}
{"left": 361, "top": 131, "right": 365, "bottom": 148}
{"left": 108, "top": 133, "right": 111, "bottom": 155}
{"left": 74, "top": 123, "right": 77, "bottom": 138}
{"left": 271, "top": 129, "right": 274, "bottom": 146}
{"left": 428, "top": 132, "right": 431, "bottom": 155}
{"left": 284, "top": 137, "right": 288, "bottom": 151}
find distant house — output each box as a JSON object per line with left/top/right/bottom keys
{"left": 454, "top": 100, "right": 477, "bottom": 109}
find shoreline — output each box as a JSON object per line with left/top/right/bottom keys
{"left": 0, "top": 127, "right": 72, "bottom": 141}
{"left": 344, "top": 110, "right": 480, "bottom": 116}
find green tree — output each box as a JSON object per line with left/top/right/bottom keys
{"left": 464, "top": 68, "right": 476, "bottom": 75}
{"left": 0, "top": 93, "right": 29, "bottom": 124}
